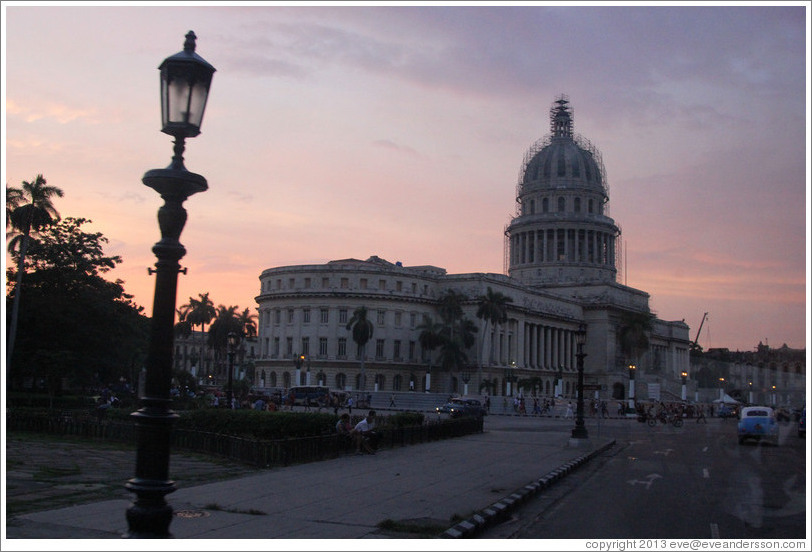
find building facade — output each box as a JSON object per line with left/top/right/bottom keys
{"left": 253, "top": 96, "right": 692, "bottom": 401}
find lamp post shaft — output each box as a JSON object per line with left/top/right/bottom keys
{"left": 126, "top": 171, "right": 206, "bottom": 538}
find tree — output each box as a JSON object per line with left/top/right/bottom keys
{"left": 475, "top": 286, "right": 513, "bottom": 391}
{"left": 5, "top": 217, "right": 148, "bottom": 392}
{"left": 618, "top": 310, "right": 656, "bottom": 371}
{"left": 346, "top": 306, "right": 374, "bottom": 391}
{"left": 417, "top": 314, "right": 444, "bottom": 390}
{"left": 180, "top": 292, "right": 216, "bottom": 377}
{"left": 5, "top": 174, "right": 64, "bottom": 369}
{"left": 434, "top": 290, "right": 477, "bottom": 392}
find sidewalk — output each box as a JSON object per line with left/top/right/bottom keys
{"left": 5, "top": 418, "right": 614, "bottom": 541}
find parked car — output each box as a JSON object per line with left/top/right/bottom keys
{"left": 798, "top": 407, "right": 805, "bottom": 438}
{"left": 449, "top": 398, "right": 487, "bottom": 419}
{"left": 737, "top": 406, "right": 779, "bottom": 445}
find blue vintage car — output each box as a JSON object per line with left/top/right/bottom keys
{"left": 737, "top": 406, "right": 779, "bottom": 445}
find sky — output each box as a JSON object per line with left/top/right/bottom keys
{"left": 3, "top": 1, "right": 810, "bottom": 354}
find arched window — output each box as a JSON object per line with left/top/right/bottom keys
{"left": 588, "top": 199, "right": 594, "bottom": 213}
{"left": 558, "top": 197, "right": 566, "bottom": 212}
{"left": 335, "top": 372, "right": 346, "bottom": 390}
{"left": 283, "top": 372, "right": 291, "bottom": 389}
{"left": 375, "top": 374, "right": 386, "bottom": 390}
{"left": 542, "top": 197, "right": 549, "bottom": 213}
{"left": 529, "top": 199, "right": 535, "bottom": 215}
{"left": 393, "top": 374, "right": 402, "bottom": 391}
{"left": 269, "top": 371, "right": 277, "bottom": 387}
{"left": 574, "top": 197, "right": 581, "bottom": 212}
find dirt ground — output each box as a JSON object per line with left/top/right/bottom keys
{"left": 4, "top": 432, "right": 259, "bottom": 519}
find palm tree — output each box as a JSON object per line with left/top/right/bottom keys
{"left": 6, "top": 174, "right": 64, "bottom": 368}
{"left": 618, "top": 310, "right": 656, "bottom": 371}
{"left": 236, "top": 307, "right": 258, "bottom": 339}
{"left": 346, "top": 306, "right": 374, "bottom": 391}
{"left": 475, "top": 286, "right": 513, "bottom": 391}
{"left": 180, "top": 292, "right": 216, "bottom": 377}
{"left": 417, "top": 314, "right": 444, "bottom": 391}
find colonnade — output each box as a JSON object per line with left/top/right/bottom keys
{"left": 520, "top": 322, "right": 577, "bottom": 371}
{"left": 511, "top": 227, "right": 616, "bottom": 266}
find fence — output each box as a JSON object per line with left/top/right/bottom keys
{"left": 6, "top": 410, "right": 484, "bottom": 469}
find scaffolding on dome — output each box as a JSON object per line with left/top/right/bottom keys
{"left": 515, "top": 97, "right": 611, "bottom": 215}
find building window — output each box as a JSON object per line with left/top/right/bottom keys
{"left": 529, "top": 199, "right": 535, "bottom": 215}
{"left": 319, "top": 337, "right": 328, "bottom": 357}
{"left": 303, "top": 308, "right": 311, "bottom": 324}
{"left": 558, "top": 197, "right": 565, "bottom": 212}
{"left": 396, "top": 281, "right": 403, "bottom": 292}
{"left": 274, "top": 309, "right": 281, "bottom": 324}
{"left": 285, "top": 337, "right": 293, "bottom": 356}
{"left": 276, "top": 279, "right": 282, "bottom": 289}
{"left": 322, "top": 277, "right": 329, "bottom": 288}
{"left": 289, "top": 278, "right": 295, "bottom": 289}
{"left": 337, "top": 338, "right": 347, "bottom": 358}
{"left": 410, "top": 312, "right": 416, "bottom": 328}
{"left": 409, "top": 341, "right": 416, "bottom": 361}
{"left": 376, "top": 339, "right": 385, "bottom": 359}
{"left": 301, "top": 337, "right": 309, "bottom": 356}
{"left": 377, "top": 310, "right": 385, "bottom": 325}
{"left": 287, "top": 309, "right": 294, "bottom": 323}
{"left": 340, "top": 278, "right": 349, "bottom": 289}
{"left": 339, "top": 309, "right": 348, "bottom": 324}
{"left": 320, "top": 308, "right": 329, "bottom": 324}
{"left": 574, "top": 197, "right": 581, "bottom": 212}
{"left": 379, "top": 279, "right": 386, "bottom": 290}
{"left": 393, "top": 374, "right": 402, "bottom": 391}
{"left": 360, "top": 278, "right": 368, "bottom": 289}
{"left": 273, "top": 337, "right": 280, "bottom": 357}
{"left": 542, "top": 197, "right": 549, "bottom": 213}
{"left": 394, "top": 340, "right": 401, "bottom": 360}
{"left": 411, "top": 282, "right": 417, "bottom": 293}
{"left": 588, "top": 199, "right": 594, "bottom": 213}
{"left": 304, "top": 277, "right": 311, "bottom": 289}
{"left": 394, "top": 311, "right": 402, "bottom": 326}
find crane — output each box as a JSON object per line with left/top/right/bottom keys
{"left": 691, "top": 312, "right": 708, "bottom": 351}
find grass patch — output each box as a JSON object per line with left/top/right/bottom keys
{"left": 34, "top": 464, "right": 81, "bottom": 479}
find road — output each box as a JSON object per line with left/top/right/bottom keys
{"left": 480, "top": 414, "right": 807, "bottom": 539}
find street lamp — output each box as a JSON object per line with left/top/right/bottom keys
{"left": 748, "top": 381, "right": 753, "bottom": 405}
{"left": 126, "top": 30, "right": 215, "bottom": 538}
{"left": 681, "top": 371, "right": 688, "bottom": 401}
{"left": 719, "top": 377, "right": 725, "bottom": 401}
{"left": 504, "top": 366, "right": 515, "bottom": 397}
{"left": 461, "top": 370, "right": 472, "bottom": 396}
{"left": 571, "top": 324, "right": 588, "bottom": 440}
{"left": 227, "top": 332, "right": 238, "bottom": 409}
{"left": 627, "top": 364, "right": 636, "bottom": 414}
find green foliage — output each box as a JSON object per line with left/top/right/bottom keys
{"left": 6, "top": 217, "right": 149, "bottom": 391}
{"left": 175, "top": 410, "right": 339, "bottom": 439}
{"left": 386, "top": 412, "right": 425, "bottom": 427}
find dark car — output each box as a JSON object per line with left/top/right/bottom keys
{"left": 449, "top": 398, "right": 487, "bottom": 419}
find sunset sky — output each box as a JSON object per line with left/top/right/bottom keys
{"left": 3, "top": 2, "right": 809, "bottom": 353}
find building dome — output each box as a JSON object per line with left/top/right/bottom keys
{"left": 506, "top": 95, "right": 620, "bottom": 287}
{"left": 519, "top": 96, "right": 607, "bottom": 200}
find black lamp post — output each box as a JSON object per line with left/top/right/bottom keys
{"left": 571, "top": 324, "right": 588, "bottom": 440}
{"left": 125, "top": 30, "right": 215, "bottom": 538}
{"left": 227, "top": 332, "right": 238, "bottom": 409}
{"left": 628, "top": 364, "right": 636, "bottom": 414}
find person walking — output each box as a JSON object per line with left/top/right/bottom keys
{"left": 389, "top": 393, "right": 396, "bottom": 408}
{"left": 696, "top": 404, "right": 707, "bottom": 424}
{"left": 565, "top": 401, "right": 574, "bottom": 419}
{"left": 347, "top": 395, "right": 353, "bottom": 415}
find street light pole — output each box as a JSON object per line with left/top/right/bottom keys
{"left": 227, "top": 332, "right": 238, "bottom": 409}
{"left": 681, "top": 371, "right": 688, "bottom": 401}
{"left": 126, "top": 30, "right": 215, "bottom": 538}
{"left": 571, "top": 324, "right": 588, "bottom": 440}
{"left": 628, "top": 364, "right": 636, "bottom": 414}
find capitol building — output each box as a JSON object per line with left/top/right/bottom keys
{"left": 253, "top": 96, "right": 692, "bottom": 402}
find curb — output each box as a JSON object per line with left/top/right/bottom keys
{"left": 440, "top": 439, "right": 616, "bottom": 538}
